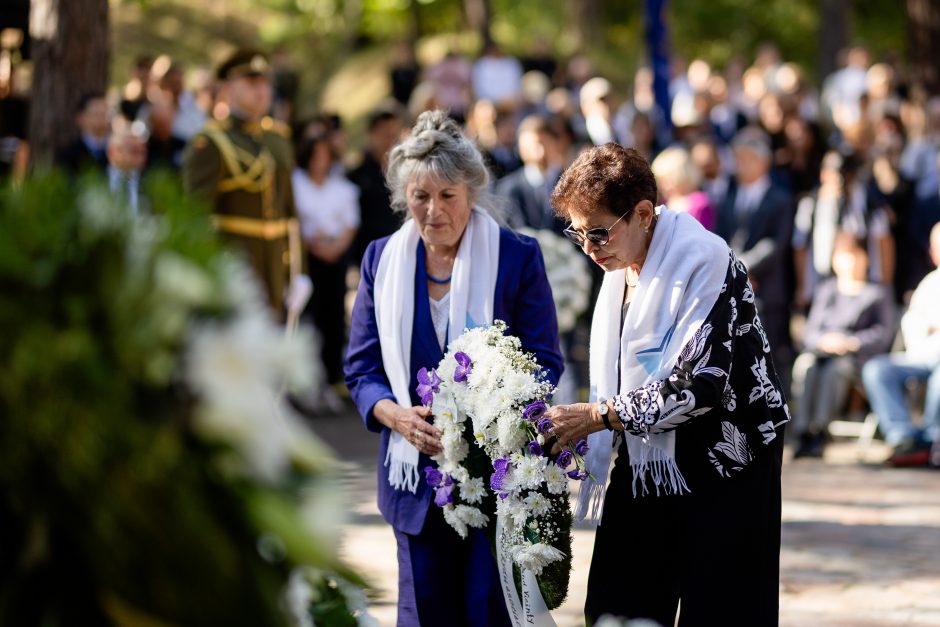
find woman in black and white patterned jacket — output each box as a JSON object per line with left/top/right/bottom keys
{"left": 546, "top": 143, "right": 789, "bottom": 627}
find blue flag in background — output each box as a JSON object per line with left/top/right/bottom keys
{"left": 645, "top": 0, "right": 673, "bottom": 132}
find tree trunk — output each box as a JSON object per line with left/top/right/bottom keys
{"left": 28, "top": 0, "right": 109, "bottom": 168}
{"left": 907, "top": 0, "right": 940, "bottom": 96}
{"left": 818, "top": 0, "right": 850, "bottom": 83}
{"left": 569, "top": 0, "right": 600, "bottom": 50}
{"left": 463, "top": 0, "right": 492, "bottom": 50}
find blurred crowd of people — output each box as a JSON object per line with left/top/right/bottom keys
{"left": 6, "top": 39, "right": 940, "bottom": 466}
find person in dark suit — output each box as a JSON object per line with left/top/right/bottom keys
{"left": 106, "top": 127, "right": 149, "bottom": 217}
{"left": 496, "top": 114, "right": 566, "bottom": 235}
{"left": 348, "top": 107, "right": 405, "bottom": 264}
{"left": 345, "top": 111, "right": 563, "bottom": 626}
{"left": 56, "top": 92, "right": 110, "bottom": 175}
{"left": 716, "top": 127, "right": 795, "bottom": 390}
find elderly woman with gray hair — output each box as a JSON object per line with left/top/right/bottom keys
{"left": 344, "top": 110, "right": 563, "bottom": 625}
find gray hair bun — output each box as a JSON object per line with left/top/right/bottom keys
{"left": 386, "top": 109, "right": 492, "bottom": 214}
{"left": 402, "top": 110, "right": 465, "bottom": 160}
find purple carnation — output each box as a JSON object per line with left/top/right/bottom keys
{"left": 453, "top": 351, "right": 473, "bottom": 383}
{"left": 416, "top": 367, "right": 442, "bottom": 406}
{"left": 567, "top": 469, "right": 588, "bottom": 480}
{"left": 490, "top": 457, "right": 511, "bottom": 491}
{"left": 424, "top": 466, "right": 443, "bottom": 488}
{"left": 556, "top": 449, "right": 573, "bottom": 468}
{"left": 575, "top": 438, "right": 589, "bottom": 456}
{"left": 434, "top": 483, "right": 454, "bottom": 507}
{"left": 528, "top": 440, "right": 543, "bottom": 456}
{"left": 522, "top": 400, "right": 547, "bottom": 422}
{"left": 536, "top": 417, "right": 554, "bottom": 435}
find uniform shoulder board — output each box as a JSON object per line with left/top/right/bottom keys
{"left": 261, "top": 116, "right": 291, "bottom": 138}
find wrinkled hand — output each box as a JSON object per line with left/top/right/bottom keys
{"left": 394, "top": 405, "right": 443, "bottom": 456}
{"left": 544, "top": 403, "right": 603, "bottom": 455}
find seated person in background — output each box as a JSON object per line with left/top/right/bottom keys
{"left": 791, "top": 231, "right": 895, "bottom": 458}
{"left": 862, "top": 222, "right": 940, "bottom": 466}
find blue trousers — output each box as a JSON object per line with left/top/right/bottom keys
{"left": 393, "top": 504, "right": 511, "bottom": 627}
{"left": 862, "top": 353, "right": 940, "bottom": 445}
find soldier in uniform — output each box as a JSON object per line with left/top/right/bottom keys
{"left": 182, "top": 49, "right": 304, "bottom": 321}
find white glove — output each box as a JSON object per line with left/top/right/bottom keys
{"left": 284, "top": 274, "right": 313, "bottom": 318}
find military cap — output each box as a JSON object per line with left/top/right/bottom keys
{"left": 216, "top": 48, "right": 271, "bottom": 81}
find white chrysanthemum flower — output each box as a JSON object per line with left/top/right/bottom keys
{"left": 451, "top": 466, "right": 470, "bottom": 483}
{"left": 496, "top": 496, "right": 525, "bottom": 532}
{"left": 523, "top": 492, "right": 551, "bottom": 518}
{"left": 454, "top": 504, "right": 488, "bottom": 529}
{"left": 543, "top": 464, "right": 568, "bottom": 495}
{"left": 441, "top": 427, "right": 463, "bottom": 450}
{"left": 497, "top": 412, "right": 526, "bottom": 452}
{"left": 443, "top": 505, "right": 469, "bottom": 539}
{"left": 514, "top": 455, "right": 547, "bottom": 491}
{"left": 186, "top": 310, "right": 316, "bottom": 481}
{"left": 512, "top": 542, "right": 565, "bottom": 576}
{"left": 508, "top": 498, "right": 529, "bottom": 528}
{"left": 459, "top": 476, "right": 486, "bottom": 504}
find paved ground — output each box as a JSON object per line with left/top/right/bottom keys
{"left": 311, "top": 411, "right": 940, "bottom": 626}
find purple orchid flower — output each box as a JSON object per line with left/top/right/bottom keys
{"left": 567, "top": 469, "right": 588, "bottom": 480}
{"left": 522, "top": 400, "right": 547, "bottom": 422}
{"left": 536, "top": 417, "right": 553, "bottom": 435}
{"left": 434, "top": 483, "right": 454, "bottom": 507}
{"left": 490, "top": 457, "right": 511, "bottom": 491}
{"left": 424, "top": 466, "right": 443, "bottom": 488}
{"left": 453, "top": 351, "right": 473, "bottom": 383}
{"left": 556, "top": 449, "right": 573, "bottom": 468}
{"left": 575, "top": 438, "right": 589, "bottom": 456}
{"left": 528, "top": 440, "right": 543, "bottom": 457}
{"left": 416, "top": 367, "right": 442, "bottom": 406}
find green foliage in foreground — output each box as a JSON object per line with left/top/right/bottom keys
{"left": 0, "top": 172, "right": 365, "bottom": 627}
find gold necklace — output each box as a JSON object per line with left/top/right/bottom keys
{"left": 625, "top": 264, "right": 641, "bottom": 288}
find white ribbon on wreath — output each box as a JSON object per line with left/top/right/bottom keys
{"left": 495, "top": 518, "right": 556, "bottom": 627}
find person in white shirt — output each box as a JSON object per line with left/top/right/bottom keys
{"left": 862, "top": 222, "right": 940, "bottom": 466}
{"left": 292, "top": 132, "right": 360, "bottom": 407}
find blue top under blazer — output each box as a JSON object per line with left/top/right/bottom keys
{"left": 345, "top": 227, "right": 564, "bottom": 534}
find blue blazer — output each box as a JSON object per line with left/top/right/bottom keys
{"left": 345, "top": 227, "right": 564, "bottom": 535}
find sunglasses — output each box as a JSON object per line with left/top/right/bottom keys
{"left": 563, "top": 210, "right": 631, "bottom": 247}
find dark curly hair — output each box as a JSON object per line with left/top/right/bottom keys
{"left": 551, "top": 143, "right": 658, "bottom": 222}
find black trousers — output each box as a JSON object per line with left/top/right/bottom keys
{"left": 306, "top": 254, "right": 349, "bottom": 385}
{"left": 585, "top": 431, "right": 783, "bottom": 627}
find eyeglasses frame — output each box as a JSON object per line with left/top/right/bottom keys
{"left": 563, "top": 209, "right": 632, "bottom": 247}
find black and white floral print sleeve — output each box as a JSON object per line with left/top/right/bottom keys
{"left": 611, "top": 253, "right": 782, "bottom": 438}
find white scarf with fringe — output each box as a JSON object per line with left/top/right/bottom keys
{"left": 374, "top": 207, "right": 500, "bottom": 493}
{"left": 575, "top": 207, "right": 727, "bottom": 521}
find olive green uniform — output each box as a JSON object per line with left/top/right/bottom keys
{"left": 182, "top": 115, "right": 301, "bottom": 318}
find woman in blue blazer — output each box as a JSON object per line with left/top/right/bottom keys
{"left": 344, "top": 111, "right": 563, "bottom": 626}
